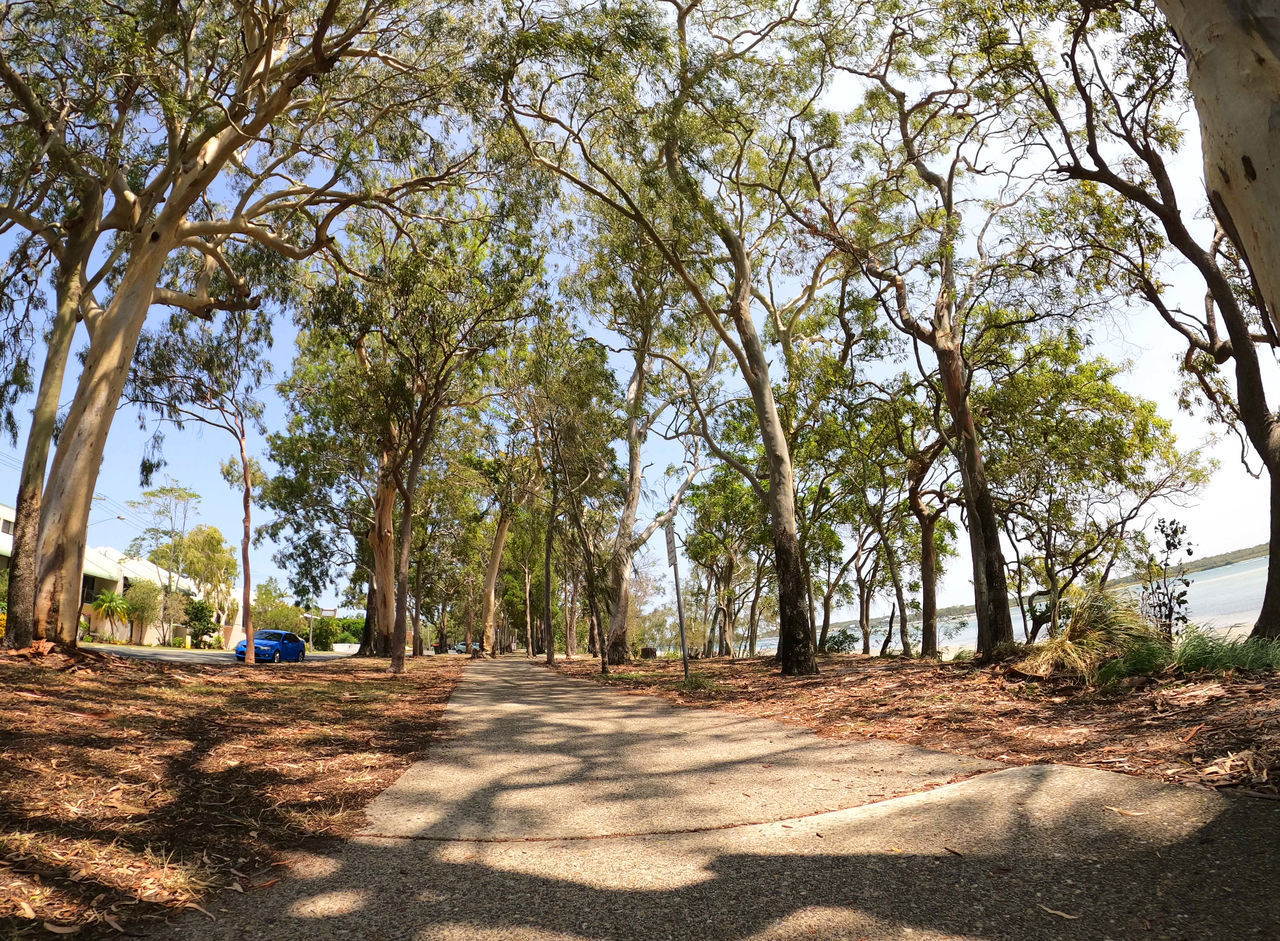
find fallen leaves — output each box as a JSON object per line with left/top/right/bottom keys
{"left": 0, "top": 654, "right": 463, "bottom": 934}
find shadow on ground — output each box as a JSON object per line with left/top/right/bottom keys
{"left": 154, "top": 660, "right": 1280, "bottom": 940}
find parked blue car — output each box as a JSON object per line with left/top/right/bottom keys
{"left": 236, "top": 630, "right": 307, "bottom": 663}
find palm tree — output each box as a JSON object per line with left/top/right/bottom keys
{"left": 90, "top": 591, "right": 130, "bottom": 642}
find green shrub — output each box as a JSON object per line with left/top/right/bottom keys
{"left": 311, "top": 616, "right": 339, "bottom": 652}
{"left": 825, "top": 629, "right": 862, "bottom": 653}
{"left": 185, "top": 598, "right": 218, "bottom": 649}
{"left": 677, "top": 673, "right": 719, "bottom": 692}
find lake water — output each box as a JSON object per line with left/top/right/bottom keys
{"left": 935, "top": 555, "right": 1270, "bottom": 650}
{"left": 749, "top": 556, "right": 1270, "bottom": 655}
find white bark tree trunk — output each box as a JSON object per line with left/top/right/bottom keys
{"left": 1158, "top": 1, "right": 1280, "bottom": 332}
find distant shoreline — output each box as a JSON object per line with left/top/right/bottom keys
{"left": 826, "top": 542, "right": 1270, "bottom": 635}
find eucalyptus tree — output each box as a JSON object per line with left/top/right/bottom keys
{"left": 978, "top": 334, "right": 1208, "bottom": 639}
{"left": 263, "top": 337, "right": 385, "bottom": 650}
{"left": 0, "top": 0, "right": 480, "bottom": 645}
{"left": 499, "top": 0, "right": 824, "bottom": 674}
{"left": 128, "top": 484, "right": 200, "bottom": 643}
{"left": 304, "top": 211, "right": 539, "bottom": 672}
{"left": 776, "top": 2, "right": 1099, "bottom": 655}
{"left": 568, "top": 209, "right": 703, "bottom": 663}
{"left": 1147, "top": 1, "right": 1280, "bottom": 332}
{"left": 1001, "top": 1, "right": 1280, "bottom": 639}
{"left": 529, "top": 323, "right": 626, "bottom": 671}
{"left": 126, "top": 303, "right": 271, "bottom": 657}
{"left": 685, "top": 469, "right": 769, "bottom": 657}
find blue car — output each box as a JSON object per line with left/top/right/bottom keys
{"left": 236, "top": 630, "right": 307, "bottom": 663}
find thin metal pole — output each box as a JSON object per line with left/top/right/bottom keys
{"left": 673, "top": 555, "right": 690, "bottom": 681}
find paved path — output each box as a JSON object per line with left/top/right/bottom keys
{"left": 159, "top": 658, "right": 1280, "bottom": 940}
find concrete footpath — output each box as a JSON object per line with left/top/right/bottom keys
{"left": 158, "top": 658, "right": 1280, "bottom": 940}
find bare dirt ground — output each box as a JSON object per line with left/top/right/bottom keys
{"left": 0, "top": 646, "right": 462, "bottom": 938}
{"left": 553, "top": 653, "right": 1280, "bottom": 799}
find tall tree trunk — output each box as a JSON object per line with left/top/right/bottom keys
{"left": 6, "top": 282, "right": 80, "bottom": 646}
{"left": 370, "top": 459, "right": 397, "bottom": 658}
{"left": 879, "top": 604, "right": 896, "bottom": 656}
{"left": 411, "top": 560, "right": 423, "bottom": 657}
{"left": 747, "top": 560, "right": 763, "bottom": 657}
{"left": 524, "top": 566, "right": 533, "bottom": 658}
{"left": 5, "top": 200, "right": 99, "bottom": 649}
{"left": 858, "top": 578, "right": 872, "bottom": 655}
{"left": 33, "top": 247, "right": 170, "bottom": 644}
{"left": 1155, "top": 1, "right": 1280, "bottom": 336}
{"left": 544, "top": 489, "right": 557, "bottom": 664}
{"left": 936, "top": 344, "right": 1014, "bottom": 655}
{"left": 915, "top": 509, "right": 939, "bottom": 659}
{"left": 481, "top": 511, "right": 512, "bottom": 659}
{"left": 358, "top": 582, "right": 377, "bottom": 657}
{"left": 236, "top": 430, "right": 257, "bottom": 663}
{"left": 819, "top": 587, "right": 833, "bottom": 653}
{"left": 883, "top": 539, "right": 913, "bottom": 658}
{"left": 566, "top": 576, "right": 578, "bottom": 658}
{"left": 607, "top": 347, "right": 647, "bottom": 665}
{"left": 390, "top": 449, "right": 425, "bottom": 674}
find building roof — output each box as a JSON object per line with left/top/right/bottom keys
{"left": 0, "top": 503, "right": 192, "bottom": 590}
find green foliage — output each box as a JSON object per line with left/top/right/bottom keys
{"left": 677, "top": 673, "right": 719, "bottom": 693}
{"left": 123, "top": 579, "right": 162, "bottom": 643}
{"left": 334, "top": 617, "right": 366, "bottom": 645}
{"left": 825, "top": 630, "right": 862, "bottom": 654}
{"left": 252, "top": 578, "right": 304, "bottom": 635}
{"left": 184, "top": 598, "right": 218, "bottom": 649}
{"left": 1171, "top": 630, "right": 1280, "bottom": 675}
{"left": 310, "top": 617, "right": 340, "bottom": 652}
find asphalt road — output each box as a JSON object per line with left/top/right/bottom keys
{"left": 80, "top": 642, "right": 353, "bottom": 666}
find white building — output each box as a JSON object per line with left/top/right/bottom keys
{"left": 0, "top": 503, "right": 244, "bottom": 646}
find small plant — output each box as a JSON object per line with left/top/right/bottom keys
{"left": 1172, "top": 628, "right": 1280, "bottom": 674}
{"left": 677, "top": 673, "right": 718, "bottom": 692}
{"left": 1138, "top": 518, "right": 1193, "bottom": 640}
{"left": 949, "top": 647, "right": 974, "bottom": 662}
{"left": 90, "top": 590, "right": 130, "bottom": 641}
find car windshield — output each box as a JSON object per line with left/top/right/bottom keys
{"left": 256, "top": 632, "right": 284, "bottom": 641}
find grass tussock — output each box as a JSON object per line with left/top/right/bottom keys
{"left": 1018, "top": 589, "right": 1161, "bottom": 683}
{"left": 1017, "top": 589, "right": 1280, "bottom": 685}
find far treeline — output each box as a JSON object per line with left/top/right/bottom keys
{"left": 2, "top": 1, "right": 1279, "bottom": 677}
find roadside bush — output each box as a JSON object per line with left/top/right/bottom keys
{"left": 185, "top": 598, "right": 219, "bottom": 649}
{"left": 311, "top": 617, "right": 339, "bottom": 652}
{"left": 335, "top": 617, "right": 364, "bottom": 645}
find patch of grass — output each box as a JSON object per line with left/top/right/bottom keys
{"left": 1173, "top": 628, "right": 1280, "bottom": 674}
{"left": 677, "top": 673, "right": 719, "bottom": 693}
